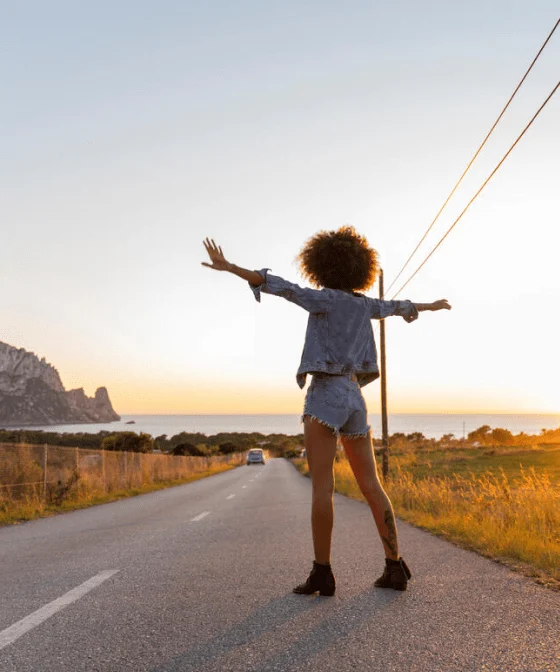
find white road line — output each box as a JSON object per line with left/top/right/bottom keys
{"left": 0, "top": 570, "right": 119, "bottom": 651}
{"left": 226, "top": 494, "right": 235, "bottom": 500}
{"left": 191, "top": 511, "right": 211, "bottom": 522}
{"left": 242, "top": 485, "right": 247, "bottom": 489}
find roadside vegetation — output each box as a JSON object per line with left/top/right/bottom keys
{"left": 0, "top": 446, "right": 245, "bottom": 526}
{"left": 3, "top": 423, "right": 559, "bottom": 588}
{"left": 0, "top": 428, "right": 303, "bottom": 456}
{"left": 0, "top": 429, "right": 303, "bottom": 526}
{"left": 293, "top": 425, "right": 560, "bottom": 588}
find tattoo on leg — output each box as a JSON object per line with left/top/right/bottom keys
{"left": 381, "top": 509, "right": 398, "bottom": 557}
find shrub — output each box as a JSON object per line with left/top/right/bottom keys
{"left": 173, "top": 443, "right": 206, "bottom": 457}
{"left": 101, "top": 432, "right": 154, "bottom": 453}
{"left": 218, "top": 441, "right": 239, "bottom": 455}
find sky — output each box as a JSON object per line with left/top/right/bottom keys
{"left": 2, "top": 1, "right": 559, "bottom": 416}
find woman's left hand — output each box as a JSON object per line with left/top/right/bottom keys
{"left": 431, "top": 299, "right": 452, "bottom": 311}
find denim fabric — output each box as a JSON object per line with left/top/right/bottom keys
{"left": 303, "top": 373, "right": 370, "bottom": 437}
{"left": 250, "top": 269, "right": 418, "bottom": 388}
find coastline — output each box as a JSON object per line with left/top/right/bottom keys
{"left": 3, "top": 412, "right": 559, "bottom": 440}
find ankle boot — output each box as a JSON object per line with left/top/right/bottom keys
{"left": 293, "top": 561, "right": 336, "bottom": 596}
{"left": 374, "top": 557, "right": 412, "bottom": 591}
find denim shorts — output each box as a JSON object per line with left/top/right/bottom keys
{"left": 302, "top": 373, "right": 370, "bottom": 437}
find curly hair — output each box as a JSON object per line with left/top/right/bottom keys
{"left": 297, "top": 225, "right": 379, "bottom": 292}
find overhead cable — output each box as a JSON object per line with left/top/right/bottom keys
{"left": 391, "top": 79, "right": 560, "bottom": 299}
{"left": 385, "top": 17, "right": 560, "bottom": 296}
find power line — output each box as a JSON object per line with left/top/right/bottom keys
{"left": 391, "top": 79, "right": 560, "bottom": 299}
{"left": 385, "top": 17, "right": 560, "bottom": 296}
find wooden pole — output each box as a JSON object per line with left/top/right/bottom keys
{"left": 379, "top": 270, "right": 389, "bottom": 480}
{"left": 102, "top": 448, "right": 106, "bottom": 493}
{"left": 43, "top": 444, "right": 48, "bottom": 502}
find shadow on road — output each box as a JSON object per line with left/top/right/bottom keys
{"left": 152, "top": 586, "right": 404, "bottom": 672}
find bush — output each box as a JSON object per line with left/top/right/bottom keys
{"left": 172, "top": 443, "right": 206, "bottom": 457}
{"left": 218, "top": 441, "right": 239, "bottom": 455}
{"left": 101, "top": 432, "right": 154, "bottom": 453}
{"left": 284, "top": 448, "right": 301, "bottom": 459}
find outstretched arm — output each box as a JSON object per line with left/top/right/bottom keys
{"left": 202, "top": 237, "right": 330, "bottom": 313}
{"left": 412, "top": 300, "right": 452, "bottom": 312}
{"left": 202, "top": 238, "right": 263, "bottom": 286}
{"left": 368, "top": 297, "right": 451, "bottom": 322}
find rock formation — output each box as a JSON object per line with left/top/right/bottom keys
{"left": 0, "top": 342, "right": 120, "bottom": 426}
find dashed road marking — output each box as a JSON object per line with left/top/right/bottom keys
{"left": 242, "top": 485, "right": 247, "bottom": 489}
{"left": 0, "top": 570, "right": 119, "bottom": 651}
{"left": 191, "top": 511, "right": 211, "bottom": 522}
{"left": 226, "top": 494, "right": 235, "bottom": 500}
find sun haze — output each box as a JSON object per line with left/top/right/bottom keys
{"left": 1, "top": 2, "right": 559, "bottom": 415}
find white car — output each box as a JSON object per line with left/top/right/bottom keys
{"left": 247, "top": 448, "right": 266, "bottom": 465}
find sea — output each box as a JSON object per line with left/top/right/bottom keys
{"left": 7, "top": 413, "right": 560, "bottom": 440}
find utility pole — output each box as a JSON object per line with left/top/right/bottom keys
{"left": 379, "top": 269, "right": 389, "bottom": 480}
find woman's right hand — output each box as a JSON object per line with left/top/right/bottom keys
{"left": 202, "top": 238, "right": 230, "bottom": 271}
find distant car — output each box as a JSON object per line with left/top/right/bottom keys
{"left": 247, "top": 448, "right": 266, "bottom": 465}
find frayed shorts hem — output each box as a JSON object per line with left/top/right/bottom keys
{"left": 301, "top": 413, "right": 370, "bottom": 439}
{"left": 339, "top": 428, "right": 370, "bottom": 438}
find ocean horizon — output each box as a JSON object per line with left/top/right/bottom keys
{"left": 5, "top": 413, "right": 560, "bottom": 440}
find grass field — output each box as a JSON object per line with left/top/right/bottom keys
{"left": 392, "top": 443, "right": 560, "bottom": 482}
{"left": 293, "top": 443, "right": 560, "bottom": 588}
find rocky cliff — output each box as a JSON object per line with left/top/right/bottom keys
{"left": 0, "top": 342, "right": 120, "bottom": 426}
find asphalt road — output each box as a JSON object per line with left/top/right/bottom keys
{"left": 0, "top": 458, "right": 558, "bottom": 672}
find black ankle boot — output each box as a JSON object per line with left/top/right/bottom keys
{"left": 293, "top": 561, "right": 336, "bottom": 596}
{"left": 374, "top": 557, "right": 412, "bottom": 591}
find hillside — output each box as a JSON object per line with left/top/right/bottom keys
{"left": 0, "top": 342, "right": 120, "bottom": 426}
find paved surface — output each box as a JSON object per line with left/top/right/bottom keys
{"left": 0, "top": 458, "right": 558, "bottom": 672}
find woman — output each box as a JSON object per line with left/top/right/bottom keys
{"left": 202, "top": 227, "right": 451, "bottom": 595}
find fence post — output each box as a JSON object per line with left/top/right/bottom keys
{"left": 379, "top": 269, "right": 390, "bottom": 480}
{"left": 102, "top": 448, "right": 106, "bottom": 493}
{"left": 75, "top": 447, "right": 79, "bottom": 471}
{"left": 43, "top": 444, "right": 48, "bottom": 503}
{"left": 123, "top": 450, "right": 127, "bottom": 487}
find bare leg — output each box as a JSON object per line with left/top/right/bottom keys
{"left": 303, "top": 416, "right": 339, "bottom": 564}
{"left": 341, "top": 432, "right": 399, "bottom": 560}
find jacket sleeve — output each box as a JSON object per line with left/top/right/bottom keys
{"left": 367, "top": 298, "right": 419, "bottom": 323}
{"left": 249, "top": 269, "right": 331, "bottom": 314}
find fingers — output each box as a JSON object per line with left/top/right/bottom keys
{"left": 202, "top": 237, "right": 226, "bottom": 270}
{"left": 203, "top": 238, "right": 223, "bottom": 256}
{"left": 432, "top": 299, "right": 451, "bottom": 311}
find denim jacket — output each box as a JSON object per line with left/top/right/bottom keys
{"left": 250, "top": 269, "right": 418, "bottom": 388}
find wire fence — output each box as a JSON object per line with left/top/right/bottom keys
{"left": 0, "top": 443, "right": 246, "bottom": 506}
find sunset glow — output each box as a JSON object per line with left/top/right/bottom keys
{"left": 2, "top": 3, "right": 559, "bottom": 417}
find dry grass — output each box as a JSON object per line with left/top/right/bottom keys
{"left": 0, "top": 443, "right": 245, "bottom": 526}
{"left": 293, "top": 450, "right": 560, "bottom": 587}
